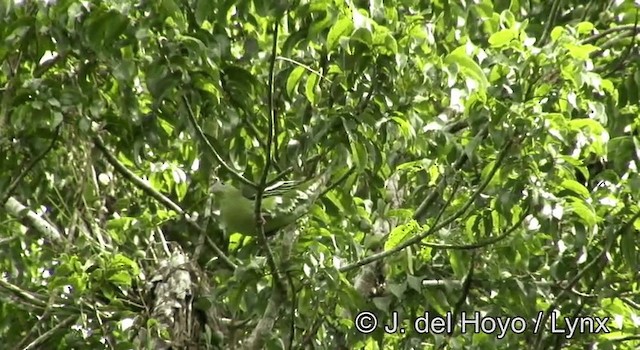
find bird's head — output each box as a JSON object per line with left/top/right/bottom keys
{"left": 211, "top": 181, "right": 228, "bottom": 194}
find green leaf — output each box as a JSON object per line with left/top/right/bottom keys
{"left": 113, "top": 60, "right": 136, "bottom": 81}
{"left": 327, "top": 17, "right": 354, "bottom": 51}
{"left": 608, "top": 136, "right": 635, "bottom": 173}
{"left": 576, "top": 22, "right": 594, "bottom": 34}
{"left": 550, "top": 26, "right": 565, "bottom": 41}
{"left": 286, "top": 66, "right": 306, "bottom": 98}
{"left": 499, "top": 10, "right": 516, "bottom": 28}
{"left": 566, "top": 198, "right": 596, "bottom": 227}
{"left": 449, "top": 250, "right": 467, "bottom": 278}
{"left": 385, "top": 220, "right": 420, "bottom": 251}
{"left": 304, "top": 73, "right": 319, "bottom": 104}
{"left": 620, "top": 225, "right": 637, "bottom": 272}
{"left": 488, "top": 29, "right": 517, "bottom": 47}
{"left": 223, "top": 65, "right": 261, "bottom": 92}
{"left": 465, "top": 215, "right": 480, "bottom": 239}
{"left": 568, "top": 118, "right": 605, "bottom": 134}
{"left": 559, "top": 179, "right": 590, "bottom": 199}
{"left": 350, "top": 27, "right": 373, "bottom": 47}
{"left": 444, "top": 46, "right": 489, "bottom": 89}
{"left": 349, "top": 138, "right": 368, "bottom": 171}
{"left": 372, "top": 296, "right": 392, "bottom": 312}
{"left": 195, "top": 0, "right": 214, "bottom": 25}
{"left": 387, "top": 282, "right": 407, "bottom": 299}
{"left": 564, "top": 43, "right": 599, "bottom": 60}
{"left": 391, "top": 115, "right": 415, "bottom": 139}
{"left": 383, "top": 33, "right": 398, "bottom": 54}
{"left": 309, "top": 10, "right": 334, "bottom": 37}
{"left": 108, "top": 271, "right": 132, "bottom": 287}
{"left": 407, "top": 275, "right": 423, "bottom": 291}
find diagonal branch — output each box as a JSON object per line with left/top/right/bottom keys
{"left": 581, "top": 23, "right": 640, "bottom": 44}
{"left": 181, "top": 95, "right": 255, "bottom": 188}
{"left": 92, "top": 136, "right": 237, "bottom": 271}
{"left": 413, "top": 124, "right": 488, "bottom": 222}
{"left": 23, "top": 315, "right": 76, "bottom": 350}
{"left": 1, "top": 124, "right": 62, "bottom": 206}
{"left": 533, "top": 208, "right": 640, "bottom": 349}
{"left": 3, "top": 196, "right": 62, "bottom": 243}
{"left": 420, "top": 207, "right": 530, "bottom": 250}
{"left": 340, "top": 135, "right": 516, "bottom": 273}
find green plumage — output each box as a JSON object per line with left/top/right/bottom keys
{"left": 211, "top": 178, "right": 325, "bottom": 237}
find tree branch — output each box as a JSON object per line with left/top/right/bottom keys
{"left": 92, "top": 136, "right": 237, "bottom": 271}
{"left": 181, "top": 95, "right": 255, "bottom": 188}
{"left": 340, "top": 135, "right": 515, "bottom": 273}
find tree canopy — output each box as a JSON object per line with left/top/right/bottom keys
{"left": 1, "top": 0, "right": 640, "bottom": 349}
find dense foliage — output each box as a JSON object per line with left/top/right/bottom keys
{"left": 1, "top": 0, "right": 640, "bottom": 349}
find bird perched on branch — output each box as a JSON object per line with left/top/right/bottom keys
{"left": 210, "top": 174, "right": 332, "bottom": 238}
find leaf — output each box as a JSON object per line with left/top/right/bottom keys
{"left": 304, "top": 73, "right": 319, "bottom": 104}
{"left": 465, "top": 215, "right": 481, "bottom": 239}
{"left": 350, "top": 27, "right": 373, "bottom": 47}
{"left": 349, "top": 138, "right": 368, "bottom": 171}
{"left": 396, "top": 159, "right": 430, "bottom": 172}
{"left": 576, "top": 22, "right": 594, "bottom": 34}
{"left": 387, "top": 282, "right": 407, "bottom": 299}
{"left": 407, "top": 275, "right": 423, "bottom": 291}
{"left": 499, "top": 10, "right": 516, "bottom": 28}
{"left": 550, "top": 26, "right": 565, "bottom": 41}
{"left": 620, "top": 225, "right": 637, "bottom": 272}
{"left": 384, "top": 34, "right": 398, "bottom": 54}
{"left": 391, "top": 115, "right": 415, "bottom": 139}
{"left": 372, "top": 296, "right": 392, "bottom": 312}
{"left": 568, "top": 118, "right": 605, "bottom": 134}
{"left": 424, "top": 290, "right": 450, "bottom": 315}
{"left": 564, "top": 43, "right": 599, "bottom": 60}
{"left": 444, "top": 46, "right": 489, "bottom": 89}
{"left": 160, "top": 0, "right": 186, "bottom": 28}
{"left": 406, "top": 247, "right": 414, "bottom": 275}
{"left": 282, "top": 29, "right": 307, "bottom": 54}
{"left": 559, "top": 179, "right": 590, "bottom": 199}
{"left": 286, "top": 66, "right": 306, "bottom": 98}
{"left": 195, "top": 0, "right": 214, "bottom": 25}
{"left": 102, "top": 11, "right": 130, "bottom": 46}
{"left": 108, "top": 271, "right": 132, "bottom": 287}
{"left": 223, "top": 65, "right": 261, "bottom": 92}
{"left": 327, "top": 17, "right": 354, "bottom": 51}
{"left": 309, "top": 10, "right": 334, "bottom": 37}
{"left": 113, "top": 60, "right": 137, "bottom": 81}
{"left": 488, "top": 29, "right": 517, "bottom": 47}
{"left": 385, "top": 220, "right": 419, "bottom": 251}
{"left": 608, "top": 136, "right": 636, "bottom": 173}
{"left": 566, "top": 198, "right": 596, "bottom": 227}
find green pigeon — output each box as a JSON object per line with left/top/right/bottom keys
{"left": 211, "top": 175, "right": 329, "bottom": 237}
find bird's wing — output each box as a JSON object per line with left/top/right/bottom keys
{"left": 214, "top": 171, "right": 335, "bottom": 236}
